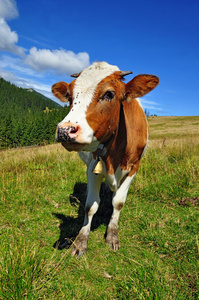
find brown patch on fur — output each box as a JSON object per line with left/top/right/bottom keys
{"left": 103, "top": 98, "right": 148, "bottom": 175}
{"left": 86, "top": 74, "right": 125, "bottom": 143}
{"left": 116, "top": 202, "right": 124, "bottom": 211}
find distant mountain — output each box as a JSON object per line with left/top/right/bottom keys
{"left": 0, "top": 78, "right": 69, "bottom": 149}
{"left": 24, "top": 87, "right": 61, "bottom": 107}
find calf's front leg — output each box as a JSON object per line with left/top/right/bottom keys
{"left": 71, "top": 164, "right": 103, "bottom": 257}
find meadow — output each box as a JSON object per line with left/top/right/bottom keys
{"left": 0, "top": 116, "right": 199, "bottom": 299}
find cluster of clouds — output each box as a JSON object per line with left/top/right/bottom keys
{"left": 0, "top": 0, "right": 90, "bottom": 76}
{"left": 24, "top": 48, "right": 90, "bottom": 75}
{"left": 0, "top": 0, "right": 23, "bottom": 56}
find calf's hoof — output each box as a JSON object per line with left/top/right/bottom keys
{"left": 71, "top": 234, "right": 89, "bottom": 257}
{"left": 105, "top": 228, "right": 119, "bottom": 251}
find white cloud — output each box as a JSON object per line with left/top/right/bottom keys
{"left": 0, "top": 0, "right": 18, "bottom": 20}
{"left": 0, "top": 67, "right": 16, "bottom": 82}
{"left": 0, "top": 55, "right": 45, "bottom": 79}
{"left": 141, "top": 104, "right": 163, "bottom": 111}
{"left": 0, "top": 66, "right": 54, "bottom": 101}
{"left": 0, "top": 18, "right": 24, "bottom": 56}
{"left": 0, "top": 0, "right": 24, "bottom": 56}
{"left": 24, "top": 47, "right": 90, "bottom": 75}
{"left": 141, "top": 99, "right": 158, "bottom": 105}
{"left": 140, "top": 97, "right": 162, "bottom": 112}
{"left": 0, "top": 55, "right": 51, "bottom": 96}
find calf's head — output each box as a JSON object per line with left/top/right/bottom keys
{"left": 52, "top": 62, "right": 159, "bottom": 152}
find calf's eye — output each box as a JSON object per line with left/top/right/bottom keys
{"left": 102, "top": 90, "right": 115, "bottom": 101}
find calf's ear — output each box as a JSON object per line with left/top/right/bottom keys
{"left": 52, "top": 81, "right": 69, "bottom": 102}
{"left": 125, "top": 75, "right": 159, "bottom": 102}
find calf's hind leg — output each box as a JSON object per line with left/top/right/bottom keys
{"left": 106, "top": 172, "right": 137, "bottom": 250}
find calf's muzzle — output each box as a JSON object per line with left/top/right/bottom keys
{"left": 56, "top": 125, "right": 79, "bottom": 143}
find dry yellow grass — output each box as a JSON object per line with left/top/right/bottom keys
{"left": 148, "top": 116, "right": 199, "bottom": 148}
{"left": 0, "top": 143, "right": 79, "bottom": 167}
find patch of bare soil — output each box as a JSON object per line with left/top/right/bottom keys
{"left": 178, "top": 196, "right": 199, "bottom": 206}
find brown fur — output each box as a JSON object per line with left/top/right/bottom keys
{"left": 86, "top": 73, "right": 159, "bottom": 175}
{"left": 86, "top": 74, "right": 125, "bottom": 143}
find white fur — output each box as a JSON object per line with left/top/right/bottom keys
{"left": 107, "top": 173, "right": 136, "bottom": 231}
{"left": 104, "top": 165, "right": 130, "bottom": 192}
{"left": 78, "top": 151, "right": 92, "bottom": 165}
{"left": 79, "top": 162, "right": 104, "bottom": 236}
{"left": 135, "top": 97, "right": 142, "bottom": 107}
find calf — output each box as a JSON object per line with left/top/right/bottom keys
{"left": 52, "top": 61, "right": 159, "bottom": 256}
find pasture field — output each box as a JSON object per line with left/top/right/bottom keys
{"left": 0, "top": 116, "right": 199, "bottom": 299}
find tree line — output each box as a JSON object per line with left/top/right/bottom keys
{"left": 0, "top": 78, "right": 69, "bottom": 149}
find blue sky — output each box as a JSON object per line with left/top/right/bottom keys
{"left": 0, "top": 0, "right": 199, "bottom": 116}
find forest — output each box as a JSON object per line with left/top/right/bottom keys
{"left": 0, "top": 78, "right": 69, "bottom": 149}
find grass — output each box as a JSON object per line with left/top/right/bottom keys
{"left": 148, "top": 116, "right": 199, "bottom": 142}
{"left": 0, "top": 116, "right": 199, "bottom": 299}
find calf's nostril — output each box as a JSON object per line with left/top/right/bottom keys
{"left": 69, "top": 126, "right": 79, "bottom": 134}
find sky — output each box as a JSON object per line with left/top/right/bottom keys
{"left": 0, "top": 0, "right": 199, "bottom": 116}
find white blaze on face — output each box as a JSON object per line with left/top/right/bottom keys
{"left": 60, "top": 62, "right": 120, "bottom": 150}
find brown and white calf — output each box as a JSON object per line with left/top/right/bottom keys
{"left": 52, "top": 61, "right": 159, "bottom": 256}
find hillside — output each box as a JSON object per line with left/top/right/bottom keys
{"left": 0, "top": 78, "right": 69, "bottom": 149}
{"left": 148, "top": 115, "right": 199, "bottom": 148}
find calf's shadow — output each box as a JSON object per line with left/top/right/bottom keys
{"left": 53, "top": 181, "right": 113, "bottom": 250}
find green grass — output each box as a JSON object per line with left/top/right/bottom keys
{"left": 0, "top": 120, "right": 199, "bottom": 299}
